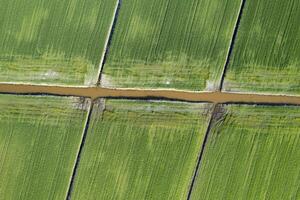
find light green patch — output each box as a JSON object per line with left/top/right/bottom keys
{"left": 0, "top": 55, "right": 97, "bottom": 85}
{"left": 225, "top": 63, "right": 300, "bottom": 94}
{"left": 102, "top": 58, "right": 211, "bottom": 90}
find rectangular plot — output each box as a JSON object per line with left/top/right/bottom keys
{"left": 223, "top": 0, "right": 300, "bottom": 95}
{"left": 101, "top": 0, "right": 242, "bottom": 91}
{"left": 0, "top": 95, "right": 90, "bottom": 200}
{"left": 191, "top": 105, "right": 300, "bottom": 200}
{"left": 0, "top": 0, "right": 117, "bottom": 86}
{"left": 71, "top": 99, "right": 213, "bottom": 199}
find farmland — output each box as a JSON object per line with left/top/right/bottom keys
{"left": 190, "top": 105, "right": 300, "bottom": 199}
{"left": 0, "top": 0, "right": 117, "bottom": 85}
{"left": 223, "top": 0, "right": 300, "bottom": 95}
{"left": 1, "top": 0, "right": 300, "bottom": 199}
{"left": 70, "top": 100, "right": 212, "bottom": 199}
{"left": 0, "top": 95, "right": 90, "bottom": 200}
{"left": 102, "top": 0, "right": 242, "bottom": 91}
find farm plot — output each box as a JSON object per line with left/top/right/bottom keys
{"left": 70, "top": 99, "right": 212, "bottom": 199}
{"left": 190, "top": 105, "right": 300, "bottom": 200}
{"left": 0, "top": 95, "right": 90, "bottom": 200}
{"left": 0, "top": 0, "right": 117, "bottom": 86}
{"left": 223, "top": 0, "right": 300, "bottom": 95}
{"left": 101, "top": 0, "right": 242, "bottom": 91}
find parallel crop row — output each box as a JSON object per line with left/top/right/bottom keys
{"left": 2, "top": 0, "right": 299, "bottom": 95}
{"left": 1, "top": 95, "right": 299, "bottom": 199}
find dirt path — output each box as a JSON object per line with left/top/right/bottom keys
{"left": 0, "top": 83, "right": 299, "bottom": 105}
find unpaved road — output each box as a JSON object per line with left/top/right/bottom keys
{"left": 0, "top": 83, "right": 299, "bottom": 105}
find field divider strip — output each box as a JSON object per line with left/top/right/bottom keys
{"left": 219, "top": 0, "right": 247, "bottom": 90}
{"left": 96, "top": 0, "right": 122, "bottom": 85}
{"left": 186, "top": 104, "right": 217, "bottom": 200}
{"left": 0, "top": 84, "right": 300, "bottom": 105}
{"left": 65, "top": 102, "right": 94, "bottom": 200}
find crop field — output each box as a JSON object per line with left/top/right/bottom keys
{"left": 223, "top": 0, "right": 300, "bottom": 95}
{"left": 70, "top": 100, "right": 212, "bottom": 199}
{"left": 190, "top": 105, "right": 300, "bottom": 199}
{"left": 101, "top": 0, "right": 242, "bottom": 91}
{"left": 0, "top": 0, "right": 117, "bottom": 85}
{"left": 1, "top": 0, "right": 300, "bottom": 199}
{"left": 0, "top": 95, "right": 90, "bottom": 200}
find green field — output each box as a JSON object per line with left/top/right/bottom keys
{"left": 1, "top": 0, "right": 300, "bottom": 198}
{"left": 0, "top": 0, "right": 117, "bottom": 85}
{"left": 71, "top": 100, "right": 212, "bottom": 199}
{"left": 223, "top": 0, "right": 300, "bottom": 95}
{"left": 0, "top": 95, "right": 90, "bottom": 200}
{"left": 191, "top": 105, "right": 300, "bottom": 199}
{"left": 102, "top": 0, "right": 242, "bottom": 91}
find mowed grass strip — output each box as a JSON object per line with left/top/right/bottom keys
{"left": 71, "top": 99, "right": 213, "bottom": 199}
{"left": 223, "top": 0, "right": 300, "bottom": 95}
{"left": 0, "top": 95, "right": 90, "bottom": 200}
{"left": 101, "top": 0, "right": 242, "bottom": 91}
{"left": 0, "top": 0, "right": 117, "bottom": 86}
{"left": 191, "top": 105, "right": 300, "bottom": 200}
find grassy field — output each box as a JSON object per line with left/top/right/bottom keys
{"left": 71, "top": 99, "right": 212, "bottom": 199}
{"left": 223, "top": 0, "right": 300, "bottom": 95}
{"left": 0, "top": 0, "right": 117, "bottom": 85}
{"left": 191, "top": 105, "right": 300, "bottom": 199}
{"left": 0, "top": 95, "right": 90, "bottom": 200}
{"left": 102, "top": 0, "right": 242, "bottom": 91}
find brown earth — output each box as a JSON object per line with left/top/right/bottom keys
{"left": 0, "top": 83, "right": 299, "bottom": 105}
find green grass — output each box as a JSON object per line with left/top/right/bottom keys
{"left": 0, "top": 0, "right": 117, "bottom": 85}
{"left": 0, "top": 95, "right": 90, "bottom": 200}
{"left": 71, "top": 99, "right": 212, "bottom": 199}
{"left": 191, "top": 105, "right": 300, "bottom": 200}
{"left": 102, "top": 0, "right": 242, "bottom": 91}
{"left": 223, "top": 0, "right": 300, "bottom": 95}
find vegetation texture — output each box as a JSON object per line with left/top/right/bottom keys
{"left": 0, "top": 95, "right": 90, "bottom": 200}
{"left": 191, "top": 105, "right": 300, "bottom": 200}
{"left": 71, "top": 100, "right": 212, "bottom": 199}
{"left": 102, "top": 0, "right": 242, "bottom": 91}
{"left": 0, "top": 0, "right": 117, "bottom": 85}
{"left": 223, "top": 0, "right": 300, "bottom": 95}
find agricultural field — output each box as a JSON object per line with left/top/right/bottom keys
{"left": 70, "top": 99, "right": 212, "bottom": 199}
{"left": 101, "top": 0, "right": 242, "bottom": 91}
{"left": 190, "top": 105, "right": 300, "bottom": 199}
{"left": 0, "top": 0, "right": 117, "bottom": 85}
{"left": 1, "top": 0, "right": 300, "bottom": 199}
{"left": 223, "top": 0, "right": 300, "bottom": 95}
{"left": 0, "top": 95, "right": 90, "bottom": 200}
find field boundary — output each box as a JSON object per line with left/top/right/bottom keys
{"left": 186, "top": 104, "right": 217, "bottom": 199}
{"left": 219, "top": 0, "right": 247, "bottom": 90}
{"left": 65, "top": 102, "right": 94, "bottom": 200}
{"left": 96, "top": 0, "right": 122, "bottom": 85}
